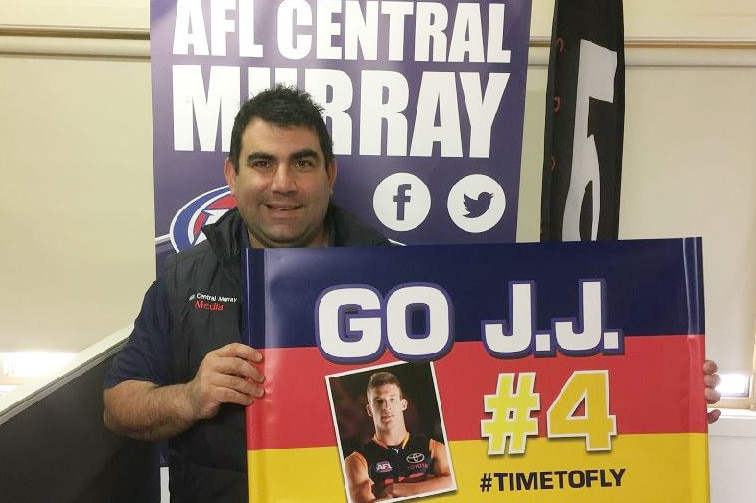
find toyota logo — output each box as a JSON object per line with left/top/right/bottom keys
{"left": 406, "top": 452, "right": 425, "bottom": 464}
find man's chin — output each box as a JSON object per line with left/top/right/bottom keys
{"left": 252, "top": 227, "right": 316, "bottom": 248}
{"left": 262, "top": 235, "right": 306, "bottom": 248}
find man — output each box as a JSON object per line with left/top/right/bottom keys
{"left": 103, "top": 84, "right": 391, "bottom": 502}
{"left": 103, "top": 84, "right": 722, "bottom": 502}
{"left": 344, "top": 371, "right": 453, "bottom": 503}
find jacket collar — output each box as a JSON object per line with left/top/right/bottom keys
{"left": 201, "top": 202, "right": 390, "bottom": 263}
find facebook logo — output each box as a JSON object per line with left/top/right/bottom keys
{"left": 373, "top": 173, "right": 431, "bottom": 232}
{"left": 393, "top": 184, "right": 412, "bottom": 220}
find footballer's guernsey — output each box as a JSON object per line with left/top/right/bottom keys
{"left": 351, "top": 433, "right": 444, "bottom": 495}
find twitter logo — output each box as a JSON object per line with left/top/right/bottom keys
{"left": 464, "top": 192, "right": 494, "bottom": 218}
{"left": 447, "top": 175, "right": 506, "bottom": 233}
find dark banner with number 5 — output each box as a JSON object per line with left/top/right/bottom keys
{"left": 242, "top": 238, "right": 709, "bottom": 502}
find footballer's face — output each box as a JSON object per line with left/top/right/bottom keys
{"left": 367, "top": 384, "right": 407, "bottom": 430}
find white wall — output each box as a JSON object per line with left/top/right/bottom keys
{"left": 0, "top": 54, "right": 155, "bottom": 351}
{"left": 0, "top": 1, "right": 154, "bottom": 352}
{"left": 708, "top": 412, "right": 756, "bottom": 503}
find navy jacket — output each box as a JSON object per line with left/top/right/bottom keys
{"left": 111, "top": 205, "right": 389, "bottom": 502}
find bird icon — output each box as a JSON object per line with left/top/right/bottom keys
{"left": 463, "top": 192, "right": 493, "bottom": 218}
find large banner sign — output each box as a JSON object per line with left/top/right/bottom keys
{"left": 151, "top": 0, "right": 532, "bottom": 264}
{"left": 243, "top": 238, "right": 710, "bottom": 502}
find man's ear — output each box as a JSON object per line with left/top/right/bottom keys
{"left": 366, "top": 403, "right": 373, "bottom": 417}
{"left": 224, "top": 157, "right": 237, "bottom": 195}
{"left": 401, "top": 398, "right": 408, "bottom": 411}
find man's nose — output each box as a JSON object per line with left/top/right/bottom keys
{"left": 271, "top": 164, "right": 296, "bottom": 192}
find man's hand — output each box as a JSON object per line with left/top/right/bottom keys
{"left": 185, "top": 343, "right": 265, "bottom": 420}
{"left": 104, "top": 343, "right": 265, "bottom": 441}
{"left": 703, "top": 359, "right": 722, "bottom": 424}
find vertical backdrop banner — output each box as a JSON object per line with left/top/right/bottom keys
{"left": 151, "top": 0, "right": 533, "bottom": 264}
{"left": 540, "top": 0, "right": 625, "bottom": 241}
{"left": 243, "top": 238, "right": 709, "bottom": 503}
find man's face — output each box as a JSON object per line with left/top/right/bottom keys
{"left": 367, "top": 383, "right": 407, "bottom": 429}
{"left": 224, "top": 117, "right": 337, "bottom": 248}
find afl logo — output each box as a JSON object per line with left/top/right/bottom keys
{"left": 406, "top": 452, "right": 425, "bottom": 464}
{"left": 170, "top": 186, "right": 236, "bottom": 252}
{"left": 375, "top": 461, "right": 392, "bottom": 473}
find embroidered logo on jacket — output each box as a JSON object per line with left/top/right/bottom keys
{"left": 188, "top": 292, "right": 238, "bottom": 312}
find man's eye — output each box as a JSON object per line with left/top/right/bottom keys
{"left": 294, "top": 159, "right": 315, "bottom": 169}
{"left": 250, "top": 160, "right": 272, "bottom": 169}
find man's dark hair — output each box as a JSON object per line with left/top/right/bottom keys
{"left": 228, "top": 84, "right": 334, "bottom": 171}
{"left": 367, "top": 371, "right": 404, "bottom": 398}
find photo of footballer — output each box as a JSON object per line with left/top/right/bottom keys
{"left": 326, "top": 361, "right": 456, "bottom": 503}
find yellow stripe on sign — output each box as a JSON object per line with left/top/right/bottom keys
{"left": 445, "top": 433, "right": 709, "bottom": 502}
{"left": 248, "top": 446, "right": 346, "bottom": 503}
{"left": 248, "top": 433, "right": 709, "bottom": 503}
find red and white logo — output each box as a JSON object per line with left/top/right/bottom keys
{"left": 170, "top": 187, "right": 236, "bottom": 252}
{"left": 375, "top": 461, "right": 392, "bottom": 473}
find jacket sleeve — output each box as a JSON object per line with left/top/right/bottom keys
{"left": 103, "top": 280, "right": 172, "bottom": 388}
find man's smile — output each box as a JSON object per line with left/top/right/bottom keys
{"left": 264, "top": 202, "right": 304, "bottom": 212}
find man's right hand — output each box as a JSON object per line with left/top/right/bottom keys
{"left": 103, "top": 343, "right": 265, "bottom": 441}
{"left": 185, "top": 343, "right": 265, "bottom": 420}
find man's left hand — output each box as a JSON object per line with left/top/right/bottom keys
{"left": 703, "top": 359, "right": 721, "bottom": 424}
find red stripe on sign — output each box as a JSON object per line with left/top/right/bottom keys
{"left": 434, "top": 335, "right": 708, "bottom": 440}
{"left": 246, "top": 335, "right": 707, "bottom": 450}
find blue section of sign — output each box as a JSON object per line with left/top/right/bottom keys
{"left": 242, "top": 238, "right": 704, "bottom": 352}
